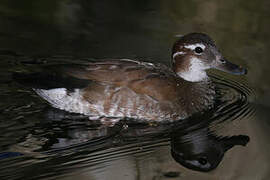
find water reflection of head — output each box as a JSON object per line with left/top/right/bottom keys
{"left": 170, "top": 124, "right": 249, "bottom": 172}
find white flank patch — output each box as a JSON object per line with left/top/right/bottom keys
{"left": 177, "top": 57, "right": 209, "bottom": 82}
{"left": 34, "top": 88, "right": 92, "bottom": 115}
{"left": 184, "top": 43, "right": 205, "bottom": 51}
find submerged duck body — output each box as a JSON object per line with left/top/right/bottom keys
{"left": 14, "top": 33, "right": 247, "bottom": 122}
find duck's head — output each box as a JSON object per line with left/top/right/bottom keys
{"left": 172, "top": 33, "right": 247, "bottom": 82}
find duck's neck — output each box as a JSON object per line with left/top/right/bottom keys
{"left": 185, "top": 79, "right": 215, "bottom": 115}
{"left": 173, "top": 56, "right": 210, "bottom": 82}
{"left": 177, "top": 69, "right": 208, "bottom": 82}
{"left": 174, "top": 72, "right": 215, "bottom": 116}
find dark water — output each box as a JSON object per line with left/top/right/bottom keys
{"left": 0, "top": 0, "right": 268, "bottom": 179}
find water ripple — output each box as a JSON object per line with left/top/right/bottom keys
{"left": 0, "top": 72, "right": 256, "bottom": 179}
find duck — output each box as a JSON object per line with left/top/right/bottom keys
{"left": 13, "top": 33, "right": 247, "bottom": 122}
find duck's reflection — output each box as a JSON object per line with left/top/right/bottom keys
{"left": 6, "top": 107, "right": 250, "bottom": 173}
{"left": 41, "top": 107, "right": 250, "bottom": 172}
{"left": 170, "top": 127, "right": 249, "bottom": 172}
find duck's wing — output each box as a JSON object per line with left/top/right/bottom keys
{"left": 63, "top": 59, "right": 173, "bottom": 86}
{"left": 12, "top": 59, "right": 137, "bottom": 89}
{"left": 62, "top": 59, "right": 180, "bottom": 101}
{"left": 13, "top": 59, "right": 179, "bottom": 101}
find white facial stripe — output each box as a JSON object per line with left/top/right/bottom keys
{"left": 184, "top": 43, "right": 205, "bottom": 51}
{"left": 172, "top": 51, "right": 186, "bottom": 60}
{"left": 177, "top": 57, "right": 209, "bottom": 82}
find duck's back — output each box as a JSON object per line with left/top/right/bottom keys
{"left": 14, "top": 59, "right": 214, "bottom": 121}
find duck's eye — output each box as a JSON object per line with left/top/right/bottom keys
{"left": 195, "top": 47, "right": 203, "bottom": 54}
{"left": 198, "top": 157, "right": 207, "bottom": 165}
{"left": 220, "top": 59, "right": 226, "bottom": 63}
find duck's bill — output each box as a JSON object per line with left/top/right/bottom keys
{"left": 214, "top": 58, "right": 247, "bottom": 75}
